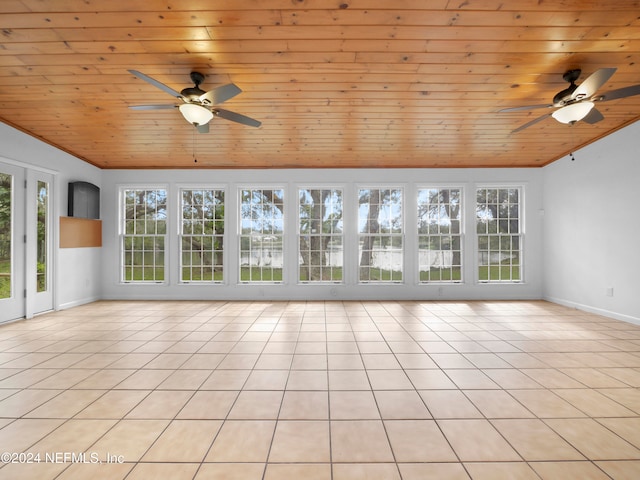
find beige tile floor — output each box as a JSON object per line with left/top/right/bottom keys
{"left": 1, "top": 300, "right": 640, "bottom": 479}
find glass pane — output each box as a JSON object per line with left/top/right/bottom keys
{"left": 36, "top": 181, "right": 48, "bottom": 293}
{"left": 121, "top": 188, "right": 167, "bottom": 283}
{"left": 239, "top": 188, "right": 284, "bottom": 283}
{"left": 417, "top": 187, "right": 463, "bottom": 283}
{"left": 298, "top": 188, "right": 344, "bottom": 282}
{"left": 358, "top": 188, "right": 403, "bottom": 283}
{"left": 0, "top": 173, "right": 12, "bottom": 299}
{"left": 476, "top": 187, "right": 522, "bottom": 283}
{"left": 180, "top": 189, "right": 225, "bottom": 283}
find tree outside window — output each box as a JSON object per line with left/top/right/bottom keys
{"left": 476, "top": 187, "right": 522, "bottom": 282}
{"left": 180, "top": 189, "right": 224, "bottom": 282}
{"left": 358, "top": 188, "right": 403, "bottom": 282}
{"left": 0, "top": 173, "right": 12, "bottom": 298}
{"left": 239, "top": 188, "right": 284, "bottom": 282}
{"left": 121, "top": 188, "right": 167, "bottom": 282}
{"left": 299, "top": 188, "right": 343, "bottom": 282}
{"left": 418, "top": 188, "right": 462, "bottom": 282}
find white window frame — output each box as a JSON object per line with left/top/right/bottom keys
{"left": 475, "top": 185, "right": 524, "bottom": 283}
{"left": 238, "top": 186, "right": 285, "bottom": 284}
{"left": 297, "top": 186, "right": 344, "bottom": 284}
{"left": 357, "top": 185, "right": 404, "bottom": 284}
{"left": 119, "top": 185, "right": 168, "bottom": 284}
{"left": 178, "top": 186, "right": 226, "bottom": 284}
{"left": 417, "top": 186, "right": 464, "bottom": 284}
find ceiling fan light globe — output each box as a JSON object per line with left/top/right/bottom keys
{"left": 552, "top": 101, "right": 595, "bottom": 124}
{"left": 179, "top": 103, "right": 213, "bottom": 126}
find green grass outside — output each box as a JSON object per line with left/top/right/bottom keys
{"left": 360, "top": 268, "right": 403, "bottom": 282}
{"left": 0, "top": 277, "right": 10, "bottom": 299}
{"left": 420, "top": 267, "right": 462, "bottom": 282}
{"left": 299, "top": 267, "right": 343, "bottom": 282}
{"left": 125, "top": 267, "right": 309, "bottom": 283}
{"left": 124, "top": 267, "right": 165, "bottom": 282}
{"left": 0, "top": 259, "right": 10, "bottom": 298}
{"left": 479, "top": 265, "right": 521, "bottom": 282}
{"left": 240, "top": 267, "right": 283, "bottom": 282}
{"left": 182, "top": 268, "right": 224, "bottom": 282}
{"left": 122, "top": 265, "right": 520, "bottom": 283}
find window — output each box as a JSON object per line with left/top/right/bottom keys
{"left": 418, "top": 187, "right": 462, "bottom": 282}
{"left": 358, "top": 188, "right": 403, "bottom": 282}
{"left": 239, "top": 188, "right": 284, "bottom": 282}
{"left": 0, "top": 173, "right": 12, "bottom": 299}
{"left": 180, "top": 188, "right": 224, "bottom": 283}
{"left": 121, "top": 188, "right": 167, "bottom": 282}
{"left": 299, "top": 188, "right": 343, "bottom": 282}
{"left": 36, "top": 180, "right": 49, "bottom": 292}
{"left": 476, "top": 187, "right": 522, "bottom": 282}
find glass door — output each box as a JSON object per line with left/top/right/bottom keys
{"left": 0, "top": 163, "right": 26, "bottom": 323}
{"left": 0, "top": 163, "right": 55, "bottom": 322}
{"left": 28, "top": 171, "right": 54, "bottom": 316}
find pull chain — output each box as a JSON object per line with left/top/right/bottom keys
{"left": 192, "top": 125, "right": 198, "bottom": 163}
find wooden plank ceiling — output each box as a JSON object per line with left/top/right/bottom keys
{"left": 1, "top": 0, "right": 640, "bottom": 169}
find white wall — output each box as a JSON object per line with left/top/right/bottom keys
{"left": 8, "top": 113, "right": 638, "bottom": 322}
{"left": 543, "top": 120, "right": 640, "bottom": 323}
{"left": 0, "top": 123, "right": 103, "bottom": 311}
{"left": 100, "top": 168, "right": 544, "bottom": 301}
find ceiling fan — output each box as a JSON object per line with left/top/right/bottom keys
{"left": 128, "top": 70, "right": 261, "bottom": 132}
{"left": 499, "top": 67, "right": 640, "bottom": 133}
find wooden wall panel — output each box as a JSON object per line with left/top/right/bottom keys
{"left": 60, "top": 217, "right": 102, "bottom": 248}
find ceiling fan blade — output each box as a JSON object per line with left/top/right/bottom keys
{"left": 129, "top": 104, "right": 176, "bottom": 110}
{"left": 511, "top": 112, "right": 553, "bottom": 133}
{"left": 214, "top": 108, "right": 261, "bottom": 127}
{"left": 596, "top": 84, "right": 640, "bottom": 102}
{"left": 582, "top": 108, "right": 604, "bottom": 124}
{"left": 128, "top": 69, "right": 182, "bottom": 98}
{"left": 498, "top": 104, "right": 552, "bottom": 113}
{"left": 196, "top": 123, "right": 210, "bottom": 134}
{"left": 199, "top": 83, "right": 242, "bottom": 105}
{"left": 572, "top": 67, "right": 617, "bottom": 100}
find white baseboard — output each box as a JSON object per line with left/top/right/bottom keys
{"left": 57, "top": 296, "right": 101, "bottom": 311}
{"left": 544, "top": 295, "right": 640, "bottom": 326}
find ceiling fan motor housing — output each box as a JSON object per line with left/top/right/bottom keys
{"left": 181, "top": 72, "right": 207, "bottom": 101}
{"left": 553, "top": 69, "right": 582, "bottom": 106}
{"left": 180, "top": 86, "right": 206, "bottom": 101}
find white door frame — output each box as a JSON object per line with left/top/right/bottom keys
{"left": 0, "top": 159, "right": 57, "bottom": 322}
{"left": 26, "top": 170, "right": 55, "bottom": 317}
{"left": 0, "top": 162, "right": 26, "bottom": 323}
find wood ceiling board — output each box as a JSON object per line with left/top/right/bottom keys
{"left": 1, "top": 1, "right": 639, "bottom": 169}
